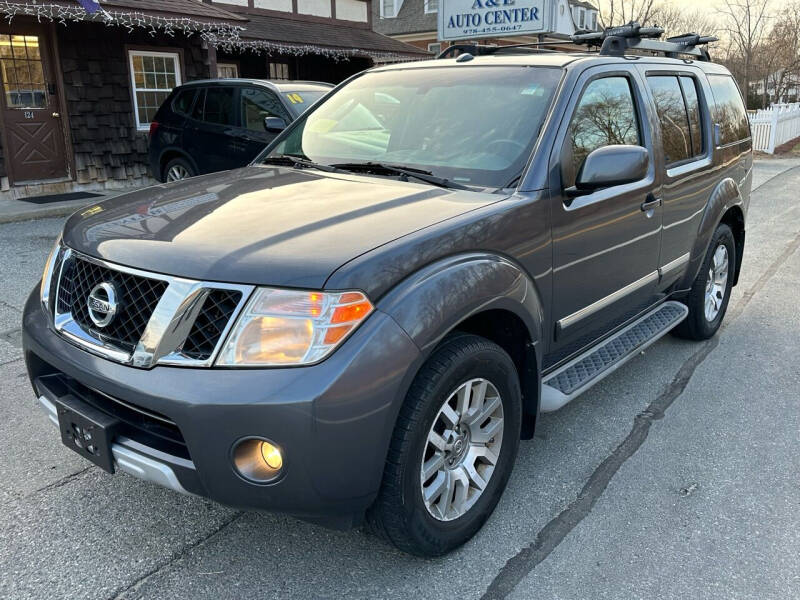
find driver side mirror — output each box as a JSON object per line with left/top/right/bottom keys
{"left": 264, "top": 116, "right": 287, "bottom": 133}
{"left": 566, "top": 145, "right": 649, "bottom": 197}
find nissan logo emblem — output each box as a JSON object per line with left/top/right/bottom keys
{"left": 87, "top": 282, "right": 118, "bottom": 328}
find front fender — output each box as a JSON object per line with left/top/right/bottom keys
{"left": 376, "top": 252, "right": 544, "bottom": 356}
{"left": 680, "top": 176, "right": 743, "bottom": 289}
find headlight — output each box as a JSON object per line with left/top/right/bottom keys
{"left": 216, "top": 288, "right": 374, "bottom": 366}
{"left": 40, "top": 234, "right": 62, "bottom": 313}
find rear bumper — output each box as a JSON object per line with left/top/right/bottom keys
{"left": 22, "top": 289, "right": 421, "bottom": 527}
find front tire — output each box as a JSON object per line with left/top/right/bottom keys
{"left": 673, "top": 223, "right": 736, "bottom": 340}
{"left": 368, "top": 334, "right": 522, "bottom": 556}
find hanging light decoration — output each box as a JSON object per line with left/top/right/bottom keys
{"left": 0, "top": 1, "right": 422, "bottom": 62}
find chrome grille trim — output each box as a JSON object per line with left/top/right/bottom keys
{"left": 49, "top": 246, "right": 254, "bottom": 368}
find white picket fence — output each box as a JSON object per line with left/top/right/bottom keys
{"left": 748, "top": 103, "right": 800, "bottom": 153}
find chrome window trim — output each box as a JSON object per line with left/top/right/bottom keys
{"left": 50, "top": 246, "right": 254, "bottom": 369}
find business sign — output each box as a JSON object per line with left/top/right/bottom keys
{"left": 438, "top": 0, "right": 551, "bottom": 42}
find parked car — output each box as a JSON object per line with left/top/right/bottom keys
{"left": 25, "top": 25, "right": 751, "bottom": 557}
{"left": 147, "top": 79, "right": 332, "bottom": 182}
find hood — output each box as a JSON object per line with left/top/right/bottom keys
{"left": 63, "top": 166, "right": 503, "bottom": 289}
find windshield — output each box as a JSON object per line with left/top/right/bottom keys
{"left": 264, "top": 66, "right": 562, "bottom": 188}
{"left": 283, "top": 90, "right": 330, "bottom": 117}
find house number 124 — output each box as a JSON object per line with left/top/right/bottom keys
{"left": 23, "top": 111, "right": 34, "bottom": 119}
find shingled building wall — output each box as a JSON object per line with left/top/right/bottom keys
{"left": 56, "top": 22, "right": 211, "bottom": 188}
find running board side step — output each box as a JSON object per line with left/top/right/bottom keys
{"left": 540, "top": 301, "right": 688, "bottom": 412}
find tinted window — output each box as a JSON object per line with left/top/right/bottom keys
{"left": 564, "top": 76, "right": 641, "bottom": 187}
{"left": 648, "top": 75, "right": 692, "bottom": 164}
{"left": 241, "top": 87, "right": 288, "bottom": 132}
{"left": 191, "top": 88, "right": 205, "bottom": 120}
{"left": 680, "top": 76, "right": 703, "bottom": 157}
{"left": 202, "top": 87, "right": 235, "bottom": 126}
{"left": 171, "top": 88, "right": 196, "bottom": 115}
{"left": 708, "top": 75, "right": 749, "bottom": 145}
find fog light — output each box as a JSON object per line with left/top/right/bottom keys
{"left": 260, "top": 441, "right": 283, "bottom": 470}
{"left": 232, "top": 437, "right": 284, "bottom": 483}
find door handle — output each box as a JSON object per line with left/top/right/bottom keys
{"left": 52, "top": 112, "right": 60, "bottom": 118}
{"left": 641, "top": 195, "right": 662, "bottom": 212}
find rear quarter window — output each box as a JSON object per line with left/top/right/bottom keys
{"left": 707, "top": 74, "right": 750, "bottom": 145}
{"left": 171, "top": 88, "right": 197, "bottom": 115}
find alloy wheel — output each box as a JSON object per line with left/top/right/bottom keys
{"left": 704, "top": 243, "right": 729, "bottom": 322}
{"left": 420, "top": 378, "right": 504, "bottom": 522}
{"left": 166, "top": 164, "right": 190, "bottom": 181}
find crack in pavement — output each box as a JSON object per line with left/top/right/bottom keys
{"left": 482, "top": 230, "right": 800, "bottom": 599}
{"left": 32, "top": 466, "right": 95, "bottom": 495}
{"left": 108, "top": 511, "right": 244, "bottom": 600}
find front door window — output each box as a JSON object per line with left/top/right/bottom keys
{"left": 0, "top": 35, "right": 46, "bottom": 108}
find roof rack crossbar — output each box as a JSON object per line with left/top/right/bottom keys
{"left": 572, "top": 21, "right": 718, "bottom": 62}
{"left": 436, "top": 43, "right": 560, "bottom": 59}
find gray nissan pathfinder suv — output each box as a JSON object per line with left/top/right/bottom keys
{"left": 23, "top": 25, "right": 751, "bottom": 556}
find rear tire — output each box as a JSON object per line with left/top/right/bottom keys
{"left": 673, "top": 223, "right": 735, "bottom": 340}
{"left": 368, "top": 334, "right": 522, "bottom": 556}
{"left": 163, "top": 157, "right": 195, "bottom": 182}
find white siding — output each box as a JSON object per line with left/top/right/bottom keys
{"left": 335, "top": 0, "right": 367, "bottom": 21}
{"left": 215, "top": 0, "right": 248, "bottom": 5}
{"left": 255, "top": 0, "right": 293, "bottom": 10}
{"left": 298, "top": 0, "right": 332, "bottom": 17}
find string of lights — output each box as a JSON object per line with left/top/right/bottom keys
{"left": 0, "top": 1, "right": 419, "bottom": 62}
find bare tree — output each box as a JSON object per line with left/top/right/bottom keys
{"left": 655, "top": 6, "right": 720, "bottom": 38}
{"left": 757, "top": 4, "right": 800, "bottom": 105}
{"left": 716, "top": 0, "right": 774, "bottom": 105}
{"left": 598, "top": 0, "right": 661, "bottom": 28}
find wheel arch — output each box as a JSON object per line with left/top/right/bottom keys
{"left": 377, "top": 252, "right": 544, "bottom": 437}
{"left": 158, "top": 148, "right": 198, "bottom": 181}
{"left": 682, "top": 177, "right": 745, "bottom": 289}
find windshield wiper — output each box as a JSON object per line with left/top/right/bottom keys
{"left": 330, "top": 162, "right": 470, "bottom": 190}
{"left": 263, "top": 154, "right": 342, "bottom": 173}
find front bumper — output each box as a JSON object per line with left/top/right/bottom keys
{"left": 22, "top": 289, "right": 421, "bottom": 527}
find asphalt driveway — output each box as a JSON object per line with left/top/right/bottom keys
{"left": 1, "top": 158, "right": 798, "bottom": 599}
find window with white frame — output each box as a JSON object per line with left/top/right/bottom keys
{"left": 428, "top": 42, "right": 442, "bottom": 55}
{"left": 424, "top": 0, "right": 438, "bottom": 13}
{"left": 578, "top": 8, "right": 585, "bottom": 28}
{"left": 128, "top": 50, "right": 181, "bottom": 130}
{"left": 381, "top": 0, "right": 398, "bottom": 18}
{"left": 217, "top": 62, "right": 239, "bottom": 78}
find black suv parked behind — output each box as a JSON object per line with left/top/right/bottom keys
{"left": 147, "top": 79, "right": 332, "bottom": 182}
{"left": 25, "top": 26, "right": 752, "bottom": 556}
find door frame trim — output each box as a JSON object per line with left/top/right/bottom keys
{"left": 557, "top": 270, "right": 659, "bottom": 332}
{"left": 0, "top": 19, "right": 70, "bottom": 186}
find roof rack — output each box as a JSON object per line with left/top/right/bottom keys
{"left": 572, "top": 21, "right": 719, "bottom": 61}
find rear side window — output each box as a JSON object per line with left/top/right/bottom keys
{"left": 192, "top": 87, "right": 236, "bottom": 126}
{"left": 680, "top": 77, "right": 703, "bottom": 156}
{"left": 171, "top": 88, "right": 197, "bottom": 115}
{"left": 647, "top": 75, "right": 704, "bottom": 165}
{"left": 707, "top": 74, "right": 750, "bottom": 145}
{"left": 563, "top": 76, "right": 641, "bottom": 187}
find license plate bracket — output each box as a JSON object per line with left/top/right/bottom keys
{"left": 54, "top": 394, "right": 119, "bottom": 473}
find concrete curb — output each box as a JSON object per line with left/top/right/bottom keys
{"left": 0, "top": 186, "right": 148, "bottom": 225}
{"left": 0, "top": 200, "right": 90, "bottom": 224}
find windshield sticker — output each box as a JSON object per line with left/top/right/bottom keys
{"left": 520, "top": 85, "right": 545, "bottom": 96}
{"left": 285, "top": 93, "right": 305, "bottom": 104}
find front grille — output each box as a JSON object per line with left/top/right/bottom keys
{"left": 179, "top": 289, "right": 242, "bottom": 360}
{"left": 57, "top": 257, "right": 168, "bottom": 352}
